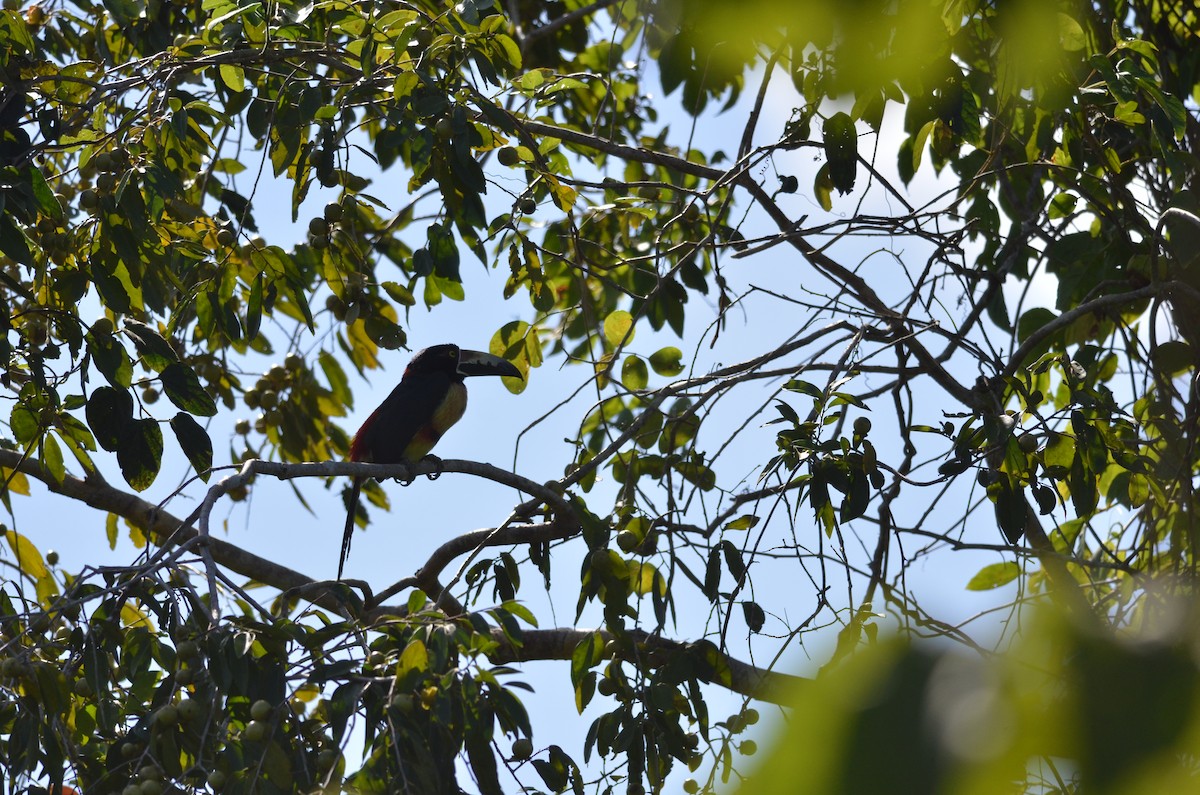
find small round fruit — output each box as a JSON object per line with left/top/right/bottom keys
{"left": 258, "top": 390, "right": 278, "bottom": 409}
{"left": 518, "top": 196, "right": 537, "bottom": 214}
{"left": 122, "top": 785, "right": 140, "bottom": 795}
{"left": 244, "top": 720, "right": 268, "bottom": 742}
{"left": 616, "top": 531, "right": 638, "bottom": 553}
{"left": 683, "top": 779, "right": 700, "bottom": 794}
{"left": 742, "top": 707, "right": 759, "bottom": 725}
{"left": 250, "top": 699, "right": 272, "bottom": 721}
{"left": 155, "top": 705, "right": 179, "bottom": 726}
{"left": 434, "top": 118, "right": 454, "bottom": 139}
{"left": 175, "top": 667, "right": 195, "bottom": 686}
{"left": 597, "top": 678, "right": 616, "bottom": 697}
{"left": 178, "top": 698, "right": 202, "bottom": 722}
{"left": 308, "top": 217, "right": 330, "bottom": 237}
{"left": 684, "top": 732, "right": 700, "bottom": 749}
{"left": 234, "top": 418, "right": 251, "bottom": 435}
{"left": 121, "top": 741, "right": 140, "bottom": 759}
{"left": 79, "top": 189, "right": 99, "bottom": 210}
{"left": 140, "top": 780, "right": 163, "bottom": 795}
{"left": 325, "top": 294, "right": 347, "bottom": 318}
{"left": 316, "top": 749, "right": 338, "bottom": 770}
{"left": 46, "top": 550, "right": 59, "bottom": 566}
{"left": 93, "top": 152, "right": 114, "bottom": 172}
{"left": 284, "top": 352, "right": 303, "bottom": 371}
{"left": 25, "top": 6, "right": 46, "bottom": 27}
{"left": 496, "top": 147, "right": 520, "bottom": 167}
{"left": 1018, "top": 433, "right": 1039, "bottom": 453}
{"left": 739, "top": 740, "right": 757, "bottom": 756}
{"left": 853, "top": 416, "right": 871, "bottom": 435}
{"left": 390, "top": 693, "right": 415, "bottom": 713}
{"left": 310, "top": 233, "right": 329, "bottom": 250}
{"left": 207, "top": 770, "right": 228, "bottom": 789}
{"left": 216, "top": 228, "right": 236, "bottom": 246}
{"left": 141, "top": 387, "right": 159, "bottom": 404}
{"left": 411, "top": 27, "right": 433, "bottom": 48}
{"left": 511, "top": 737, "right": 533, "bottom": 760}
{"left": 96, "top": 172, "right": 117, "bottom": 192}
{"left": 90, "top": 317, "right": 115, "bottom": 337}
{"left": 323, "top": 201, "right": 345, "bottom": 222}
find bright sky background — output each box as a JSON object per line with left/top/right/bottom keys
{"left": 10, "top": 47, "right": 1063, "bottom": 792}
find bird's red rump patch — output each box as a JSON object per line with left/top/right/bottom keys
{"left": 348, "top": 409, "right": 378, "bottom": 462}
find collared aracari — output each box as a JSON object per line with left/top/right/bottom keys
{"left": 339, "top": 344, "right": 522, "bottom": 579}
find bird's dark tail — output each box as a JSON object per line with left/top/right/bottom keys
{"left": 339, "top": 476, "right": 363, "bottom": 580}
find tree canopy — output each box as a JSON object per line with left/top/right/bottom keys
{"left": 1, "top": 0, "right": 1199, "bottom": 792}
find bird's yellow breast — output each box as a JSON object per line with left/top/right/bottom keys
{"left": 402, "top": 381, "right": 467, "bottom": 461}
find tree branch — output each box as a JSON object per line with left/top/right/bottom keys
{"left": 5, "top": 450, "right": 804, "bottom": 703}
{"left": 492, "top": 627, "right": 807, "bottom": 705}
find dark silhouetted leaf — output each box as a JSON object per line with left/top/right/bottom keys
{"left": 170, "top": 413, "right": 213, "bottom": 481}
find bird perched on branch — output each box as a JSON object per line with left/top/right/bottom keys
{"left": 339, "top": 344, "right": 522, "bottom": 579}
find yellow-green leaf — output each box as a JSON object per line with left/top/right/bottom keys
{"left": 219, "top": 63, "right": 246, "bottom": 92}
{"left": 398, "top": 639, "right": 429, "bottom": 675}
{"left": 966, "top": 561, "right": 1020, "bottom": 591}
{"left": 621, "top": 355, "right": 648, "bottom": 390}
{"left": 5, "top": 528, "right": 48, "bottom": 580}
{"left": 649, "top": 346, "right": 684, "bottom": 377}
{"left": 603, "top": 310, "right": 634, "bottom": 348}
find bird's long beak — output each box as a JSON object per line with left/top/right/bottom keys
{"left": 457, "top": 350, "right": 523, "bottom": 379}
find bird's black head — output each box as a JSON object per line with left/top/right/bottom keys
{"left": 402, "top": 344, "right": 523, "bottom": 381}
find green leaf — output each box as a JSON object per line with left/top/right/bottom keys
{"left": 170, "top": 413, "right": 213, "bottom": 481}
{"left": 570, "top": 631, "right": 604, "bottom": 689}
{"left": 742, "top": 600, "right": 766, "bottom": 633}
{"left": 160, "top": 363, "right": 218, "bottom": 417}
{"left": 1114, "top": 100, "right": 1145, "bottom": 126}
{"left": 40, "top": 432, "right": 66, "bottom": 485}
{"left": 621, "top": 355, "right": 648, "bottom": 390}
{"left": 320, "top": 350, "right": 352, "bottom": 407}
{"left": 5, "top": 528, "right": 48, "bottom": 581}
{"left": 726, "top": 514, "right": 760, "bottom": 531}
{"left": 493, "top": 33, "right": 522, "bottom": 69}
{"left": 382, "top": 281, "right": 416, "bottom": 306}
{"left": 219, "top": 63, "right": 246, "bottom": 92}
{"left": 721, "top": 540, "right": 746, "bottom": 584}
{"left": 822, "top": 112, "right": 858, "bottom": 194}
{"left": 814, "top": 163, "right": 834, "bottom": 211}
{"left": 117, "top": 419, "right": 163, "bottom": 492}
{"left": 89, "top": 333, "right": 134, "bottom": 388}
{"left": 966, "top": 561, "right": 1021, "bottom": 590}
{"left": 648, "top": 346, "right": 684, "bottom": 377}
{"left": 86, "top": 387, "right": 133, "bottom": 452}
{"left": 26, "top": 164, "right": 63, "bottom": 222}
{"left": 603, "top": 310, "right": 634, "bottom": 348}
{"left": 1057, "top": 12, "right": 1086, "bottom": 51}
{"left": 911, "top": 119, "right": 936, "bottom": 175}
{"left": 0, "top": 214, "right": 32, "bottom": 266}
{"left": 397, "top": 639, "right": 428, "bottom": 675}
{"left": 246, "top": 273, "right": 263, "bottom": 341}
{"left": 10, "top": 404, "right": 39, "bottom": 445}
{"left": 123, "top": 320, "right": 179, "bottom": 372}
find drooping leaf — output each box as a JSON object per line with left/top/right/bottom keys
{"left": 160, "top": 363, "right": 218, "bottom": 417}
{"left": 116, "top": 419, "right": 164, "bottom": 492}
{"left": 86, "top": 387, "right": 134, "bottom": 452}
{"left": 170, "top": 413, "right": 213, "bottom": 481}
